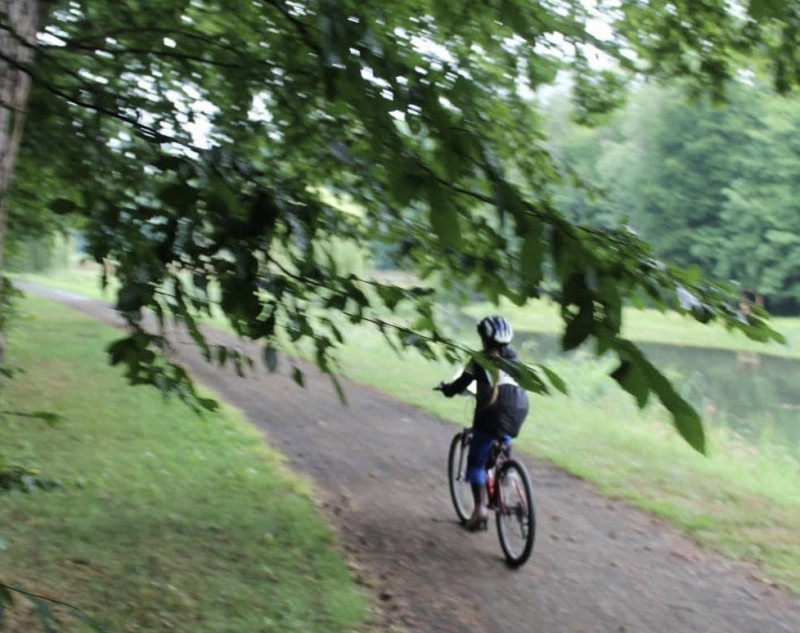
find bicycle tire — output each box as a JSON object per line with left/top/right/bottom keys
{"left": 495, "top": 459, "right": 536, "bottom": 568}
{"left": 447, "top": 431, "right": 474, "bottom": 523}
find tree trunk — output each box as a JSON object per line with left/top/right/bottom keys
{"left": 0, "top": 0, "right": 43, "bottom": 366}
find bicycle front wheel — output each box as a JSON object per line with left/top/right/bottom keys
{"left": 495, "top": 459, "right": 536, "bottom": 568}
{"left": 447, "top": 431, "right": 474, "bottom": 523}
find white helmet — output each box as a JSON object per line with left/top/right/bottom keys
{"left": 477, "top": 315, "right": 513, "bottom": 345}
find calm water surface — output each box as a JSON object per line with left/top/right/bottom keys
{"left": 515, "top": 332, "right": 800, "bottom": 452}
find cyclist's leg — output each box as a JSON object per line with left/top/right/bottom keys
{"left": 464, "top": 429, "right": 495, "bottom": 529}
{"left": 465, "top": 428, "right": 495, "bottom": 486}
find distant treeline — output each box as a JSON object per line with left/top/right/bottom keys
{"left": 543, "top": 81, "right": 800, "bottom": 315}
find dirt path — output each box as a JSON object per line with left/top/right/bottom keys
{"left": 24, "top": 283, "right": 800, "bottom": 633}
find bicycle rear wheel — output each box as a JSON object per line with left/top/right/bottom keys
{"left": 447, "top": 431, "right": 474, "bottom": 523}
{"left": 495, "top": 459, "right": 536, "bottom": 567}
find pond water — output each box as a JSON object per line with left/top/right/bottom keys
{"left": 513, "top": 332, "right": 800, "bottom": 452}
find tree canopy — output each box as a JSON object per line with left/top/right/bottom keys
{"left": 2, "top": 0, "right": 799, "bottom": 453}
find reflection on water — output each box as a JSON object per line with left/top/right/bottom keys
{"left": 515, "top": 332, "right": 800, "bottom": 451}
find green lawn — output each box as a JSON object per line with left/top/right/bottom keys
{"left": 0, "top": 297, "right": 368, "bottom": 633}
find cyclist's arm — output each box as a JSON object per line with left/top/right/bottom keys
{"left": 441, "top": 369, "right": 475, "bottom": 397}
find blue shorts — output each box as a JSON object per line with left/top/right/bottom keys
{"left": 466, "top": 429, "right": 511, "bottom": 485}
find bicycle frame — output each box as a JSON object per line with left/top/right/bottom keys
{"left": 486, "top": 440, "right": 509, "bottom": 509}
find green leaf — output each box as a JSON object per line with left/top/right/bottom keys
{"left": 106, "top": 337, "right": 137, "bottom": 366}
{"left": 402, "top": 333, "right": 437, "bottom": 361}
{"left": 198, "top": 397, "right": 219, "bottom": 412}
{"left": 116, "top": 284, "right": 148, "bottom": 313}
{"left": 509, "top": 362, "right": 548, "bottom": 394}
{"left": 292, "top": 367, "right": 305, "bottom": 387}
{"left": 387, "top": 165, "right": 422, "bottom": 207}
{"left": 747, "top": 0, "right": 787, "bottom": 20}
{"left": 562, "top": 303, "right": 593, "bottom": 351}
{"left": 0, "top": 365, "right": 19, "bottom": 378}
{"left": 326, "top": 293, "right": 348, "bottom": 311}
{"left": 376, "top": 285, "right": 405, "bottom": 311}
{"left": 29, "top": 411, "right": 66, "bottom": 426}
{"left": 263, "top": 345, "right": 278, "bottom": 372}
{"left": 470, "top": 351, "right": 499, "bottom": 385}
{"left": 610, "top": 360, "right": 650, "bottom": 408}
{"left": 49, "top": 198, "right": 78, "bottom": 215}
{"left": 660, "top": 388, "right": 705, "bottom": 452}
{"left": 473, "top": 353, "right": 550, "bottom": 395}
{"left": 429, "top": 193, "right": 462, "bottom": 248}
{"left": 329, "top": 374, "right": 348, "bottom": 405}
{"left": 594, "top": 325, "right": 615, "bottom": 357}
{"left": 740, "top": 317, "right": 786, "bottom": 344}
{"left": 160, "top": 182, "right": 198, "bottom": 209}
{"left": 640, "top": 360, "right": 706, "bottom": 453}
{"left": 615, "top": 340, "right": 706, "bottom": 453}
{"left": 519, "top": 220, "right": 544, "bottom": 290}
{"left": 538, "top": 364, "right": 568, "bottom": 395}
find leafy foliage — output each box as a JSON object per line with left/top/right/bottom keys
{"left": 4, "top": 0, "right": 799, "bottom": 450}
{"left": 611, "top": 0, "right": 800, "bottom": 98}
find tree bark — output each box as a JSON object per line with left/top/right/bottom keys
{"left": 0, "top": 0, "right": 43, "bottom": 366}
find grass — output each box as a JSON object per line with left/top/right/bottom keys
{"left": 16, "top": 267, "right": 118, "bottom": 300}
{"left": 0, "top": 297, "right": 369, "bottom": 633}
{"left": 15, "top": 268, "right": 800, "bottom": 596}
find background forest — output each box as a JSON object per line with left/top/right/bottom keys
{"left": 544, "top": 81, "right": 800, "bottom": 315}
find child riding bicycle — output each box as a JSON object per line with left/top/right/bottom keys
{"left": 437, "top": 316, "right": 530, "bottom": 530}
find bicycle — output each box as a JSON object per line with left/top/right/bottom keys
{"left": 447, "top": 427, "right": 536, "bottom": 568}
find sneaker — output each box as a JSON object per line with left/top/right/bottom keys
{"left": 464, "top": 506, "right": 489, "bottom": 532}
